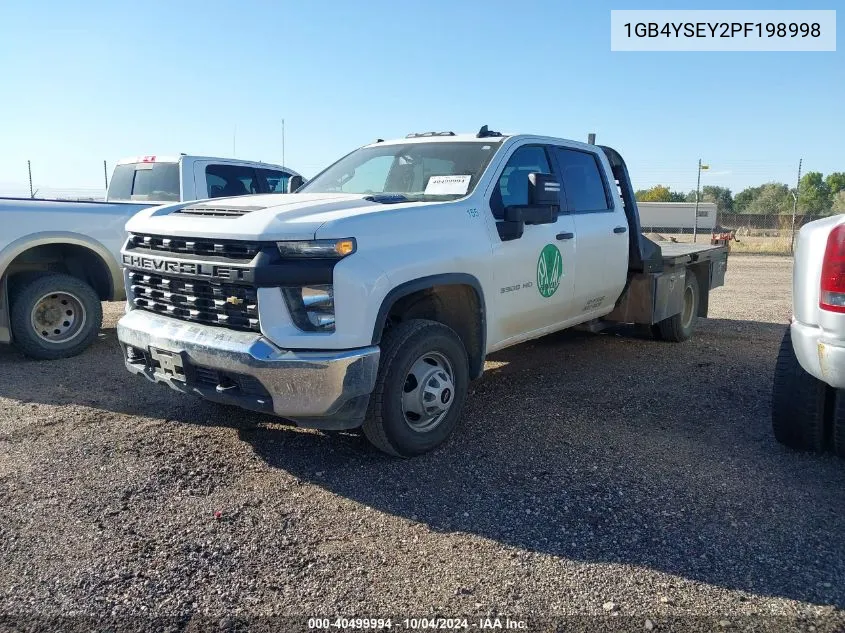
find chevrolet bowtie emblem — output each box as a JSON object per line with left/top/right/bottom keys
{"left": 225, "top": 296, "right": 244, "bottom": 305}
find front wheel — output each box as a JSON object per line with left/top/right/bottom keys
{"left": 9, "top": 273, "right": 103, "bottom": 360}
{"left": 363, "top": 319, "right": 469, "bottom": 457}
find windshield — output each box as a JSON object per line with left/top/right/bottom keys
{"left": 107, "top": 162, "right": 180, "bottom": 202}
{"left": 299, "top": 142, "right": 500, "bottom": 201}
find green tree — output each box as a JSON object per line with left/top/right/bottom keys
{"left": 826, "top": 172, "right": 845, "bottom": 196}
{"left": 832, "top": 190, "right": 845, "bottom": 215}
{"left": 734, "top": 185, "right": 764, "bottom": 214}
{"left": 635, "top": 185, "right": 686, "bottom": 202}
{"left": 745, "top": 183, "right": 793, "bottom": 215}
{"left": 685, "top": 186, "right": 734, "bottom": 214}
{"left": 798, "top": 171, "right": 832, "bottom": 216}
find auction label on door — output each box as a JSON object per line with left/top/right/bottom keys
{"left": 537, "top": 244, "right": 563, "bottom": 298}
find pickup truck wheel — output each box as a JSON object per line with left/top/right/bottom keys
{"left": 363, "top": 319, "right": 469, "bottom": 457}
{"left": 832, "top": 391, "right": 845, "bottom": 458}
{"left": 652, "top": 272, "right": 699, "bottom": 343}
{"left": 772, "top": 326, "right": 830, "bottom": 453}
{"left": 10, "top": 273, "right": 103, "bottom": 360}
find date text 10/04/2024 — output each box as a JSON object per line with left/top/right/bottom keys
{"left": 307, "top": 618, "right": 528, "bottom": 630}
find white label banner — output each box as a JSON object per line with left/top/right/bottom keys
{"left": 611, "top": 10, "right": 836, "bottom": 51}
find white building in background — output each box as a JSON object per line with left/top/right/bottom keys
{"left": 637, "top": 202, "right": 718, "bottom": 233}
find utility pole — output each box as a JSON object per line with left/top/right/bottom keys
{"left": 282, "top": 118, "right": 286, "bottom": 168}
{"left": 233, "top": 125, "right": 237, "bottom": 157}
{"left": 790, "top": 158, "right": 803, "bottom": 255}
{"left": 103, "top": 160, "right": 109, "bottom": 190}
{"left": 587, "top": 132, "right": 596, "bottom": 145}
{"left": 693, "top": 159, "right": 702, "bottom": 243}
{"left": 27, "top": 160, "right": 33, "bottom": 198}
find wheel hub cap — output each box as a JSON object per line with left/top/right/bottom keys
{"left": 401, "top": 352, "right": 456, "bottom": 433}
{"left": 30, "top": 292, "right": 86, "bottom": 343}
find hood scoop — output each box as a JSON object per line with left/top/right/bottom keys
{"left": 174, "top": 203, "right": 268, "bottom": 218}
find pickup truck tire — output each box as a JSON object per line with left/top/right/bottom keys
{"left": 832, "top": 391, "right": 845, "bottom": 458}
{"left": 652, "top": 272, "right": 699, "bottom": 343}
{"left": 772, "top": 326, "right": 829, "bottom": 453}
{"left": 9, "top": 273, "right": 103, "bottom": 361}
{"left": 363, "top": 319, "right": 469, "bottom": 457}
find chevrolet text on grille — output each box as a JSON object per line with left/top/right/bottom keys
{"left": 121, "top": 254, "right": 249, "bottom": 282}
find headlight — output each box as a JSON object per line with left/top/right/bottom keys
{"left": 282, "top": 285, "right": 335, "bottom": 332}
{"left": 277, "top": 239, "right": 356, "bottom": 258}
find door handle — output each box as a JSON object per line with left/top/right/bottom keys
{"left": 613, "top": 226, "right": 627, "bottom": 234}
{"left": 556, "top": 232, "right": 574, "bottom": 241}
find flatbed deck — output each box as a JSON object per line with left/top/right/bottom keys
{"left": 656, "top": 241, "right": 729, "bottom": 266}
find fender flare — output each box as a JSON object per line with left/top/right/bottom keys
{"left": 0, "top": 231, "right": 123, "bottom": 301}
{"left": 371, "top": 273, "right": 487, "bottom": 378}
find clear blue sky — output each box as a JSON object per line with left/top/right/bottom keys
{"left": 0, "top": 0, "right": 841, "bottom": 196}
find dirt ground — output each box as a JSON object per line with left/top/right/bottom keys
{"left": 1, "top": 254, "right": 843, "bottom": 631}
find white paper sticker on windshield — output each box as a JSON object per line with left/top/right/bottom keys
{"left": 424, "top": 175, "right": 472, "bottom": 195}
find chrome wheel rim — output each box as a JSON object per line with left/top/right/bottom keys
{"left": 401, "top": 351, "right": 455, "bottom": 433}
{"left": 30, "top": 292, "right": 86, "bottom": 344}
{"left": 681, "top": 284, "right": 695, "bottom": 330}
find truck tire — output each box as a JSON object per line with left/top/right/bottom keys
{"left": 771, "top": 326, "right": 829, "bottom": 453}
{"left": 10, "top": 273, "right": 103, "bottom": 360}
{"left": 833, "top": 391, "right": 845, "bottom": 459}
{"left": 652, "top": 272, "right": 699, "bottom": 343}
{"left": 363, "top": 319, "right": 469, "bottom": 457}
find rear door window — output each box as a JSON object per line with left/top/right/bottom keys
{"left": 554, "top": 148, "right": 612, "bottom": 213}
{"left": 107, "top": 163, "right": 180, "bottom": 202}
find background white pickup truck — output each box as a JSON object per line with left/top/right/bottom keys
{"left": 0, "top": 154, "right": 302, "bottom": 359}
{"left": 773, "top": 214, "right": 845, "bottom": 458}
{"left": 116, "top": 127, "right": 729, "bottom": 457}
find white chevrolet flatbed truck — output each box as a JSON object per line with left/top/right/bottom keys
{"left": 773, "top": 214, "right": 845, "bottom": 458}
{"left": 116, "top": 127, "right": 729, "bottom": 456}
{"left": 0, "top": 155, "right": 301, "bottom": 359}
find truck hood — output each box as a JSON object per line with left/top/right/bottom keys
{"left": 124, "top": 193, "right": 423, "bottom": 241}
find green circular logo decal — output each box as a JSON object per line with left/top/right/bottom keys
{"left": 537, "top": 244, "right": 563, "bottom": 297}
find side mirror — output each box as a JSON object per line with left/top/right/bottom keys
{"left": 528, "top": 173, "right": 561, "bottom": 206}
{"left": 503, "top": 205, "right": 557, "bottom": 225}
{"left": 287, "top": 174, "right": 304, "bottom": 193}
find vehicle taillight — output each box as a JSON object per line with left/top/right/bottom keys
{"left": 820, "top": 224, "right": 845, "bottom": 313}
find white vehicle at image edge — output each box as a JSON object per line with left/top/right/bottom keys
{"left": 0, "top": 155, "right": 302, "bottom": 360}
{"left": 773, "top": 214, "right": 845, "bottom": 458}
{"left": 116, "top": 127, "right": 729, "bottom": 457}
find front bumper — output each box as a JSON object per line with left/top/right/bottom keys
{"left": 791, "top": 319, "right": 845, "bottom": 390}
{"left": 117, "top": 310, "right": 380, "bottom": 429}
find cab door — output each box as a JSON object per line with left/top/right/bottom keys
{"left": 486, "top": 144, "right": 577, "bottom": 347}
{"left": 552, "top": 145, "right": 629, "bottom": 318}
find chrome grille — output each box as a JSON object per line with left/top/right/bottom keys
{"left": 128, "top": 271, "right": 259, "bottom": 331}
{"left": 128, "top": 233, "right": 262, "bottom": 259}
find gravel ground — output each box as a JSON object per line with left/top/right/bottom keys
{"left": 1, "top": 255, "right": 843, "bottom": 630}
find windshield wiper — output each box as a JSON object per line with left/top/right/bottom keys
{"left": 363, "top": 193, "right": 410, "bottom": 204}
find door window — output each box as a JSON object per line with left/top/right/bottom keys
{"left": 491, "top": 145, "right": 553, "bottom": 219}
{"left": 205, "top": 164, "right": 260, "bottom": 198}
{"left": 554, "top": 148, "right": 612, "bottom": 213}
{"left": 257, "top": 168, "right": 291, "bottom": 193}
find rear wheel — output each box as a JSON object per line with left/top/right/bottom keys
{"left": 363, "top": 319, "right": 469, "bottom": 457}
{"left": 833, "top": 391, "right": 845, "bottom": 459}
{"left": 771, "top": 326, "right": 830, "bottom": 453}
{"left": 652, "top": 272, "right": 699, "bottom": 343}
{"left": 10, "top": 273, "right": 102, "bottom": 360}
